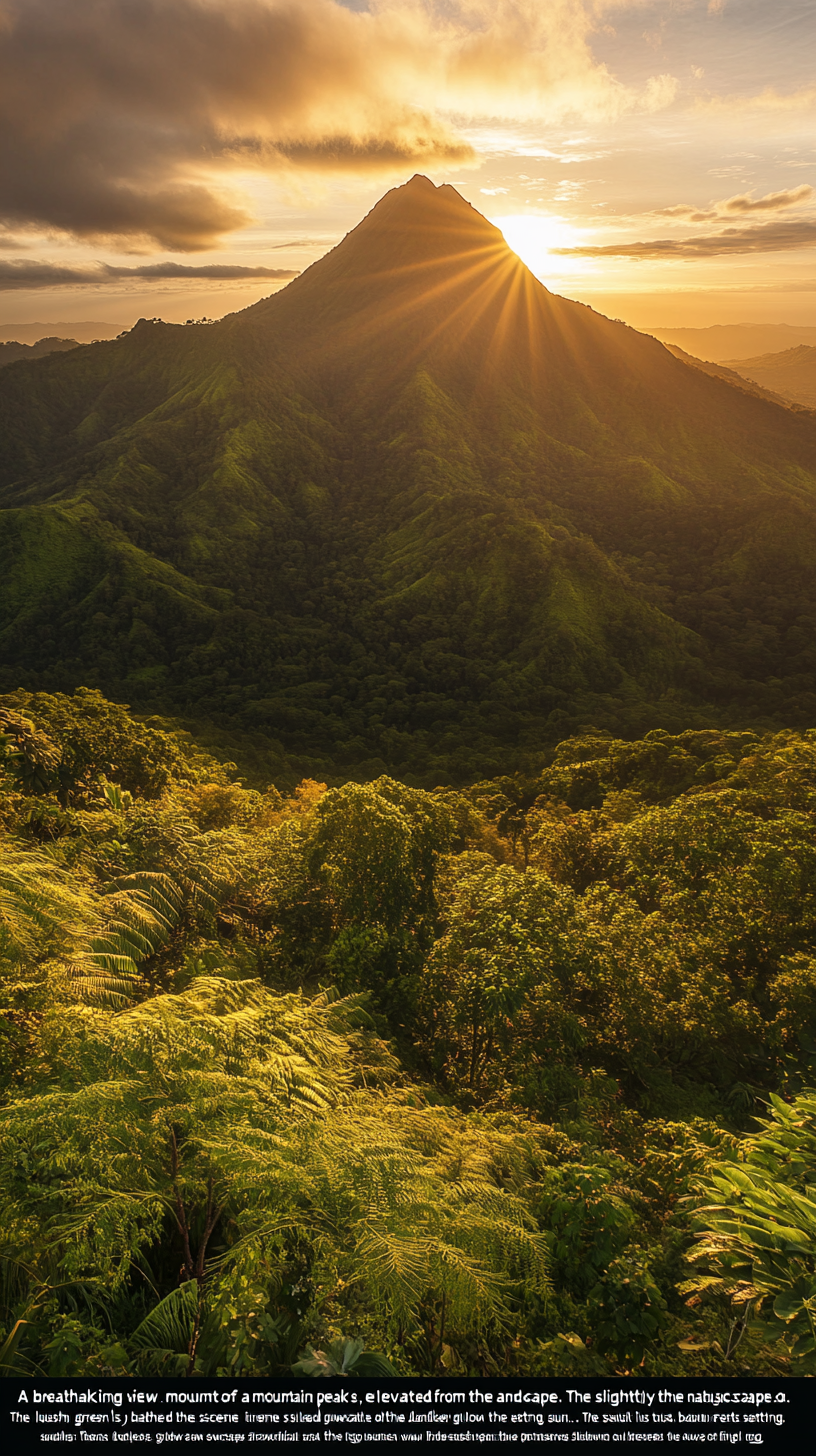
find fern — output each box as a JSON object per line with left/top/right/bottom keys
{"left": 0, "top": 976, "right": 551, "bottom": 1367}
{"left": 209, "top": 1092, "right": 551, "bottom": 1353}
{"left": 0, "top": 841, "right": 98, "bottom": 962}
{"left": 71, "top": 872, "right": 183, "bottom": 1007}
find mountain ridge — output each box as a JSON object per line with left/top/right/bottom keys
{"left": 721, "top": 344, "right": 816, "bottom": 409}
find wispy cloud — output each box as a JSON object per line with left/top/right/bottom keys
{"left": 701, "top": 85, "right": 816, "bottom": 115}
{"left": 554, "top": 217, "right": 816, "bottom": 260}
{"left": 0, "top": 258, "right": 298, "bottom": 290}
{"left": 0, "top": 0, "right": 678, "bottom": 251}
{"left": 653, "top": 184, "right": 813, "bottom": 225}
{"left": 102, "top": 263, "right": 298, "bottom": 280}
{"left": 722, "top": 185, "right": 813, "bottom": 214}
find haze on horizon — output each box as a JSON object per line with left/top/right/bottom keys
{"left": 0, "top": 0, "right": 814, "bottom": 336}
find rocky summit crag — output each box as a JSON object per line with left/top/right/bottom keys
{"left": 2, "top": 175, "right": 816, "bottom": 781}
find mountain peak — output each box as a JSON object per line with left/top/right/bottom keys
{"left": 345, "top": 173, "right": 506, "bottom": 256}
{"left": 244, "top": 176, "right": 514, "bottom": 337}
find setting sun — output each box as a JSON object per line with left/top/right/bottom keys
{"left": 493, "top": 213, "right": 588, "bottom": 279}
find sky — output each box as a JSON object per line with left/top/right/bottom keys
{"left": 0, "top": 0, "right": 815, "bottom": 337}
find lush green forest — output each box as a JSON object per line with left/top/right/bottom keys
{"left": 1, "top": 180, "right": 816, "bottom": 1382}
{"left": 2, "top": 687, "right": 815, "bottom": 1379}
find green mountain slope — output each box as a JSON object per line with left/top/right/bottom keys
{"left": 2, "top": 176, "right": 816, "bottom": 780}
{"left": 662, "top": 342, "right": 791, "bottom": 408}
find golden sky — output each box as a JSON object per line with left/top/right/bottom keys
{"left": 1, "top": 0, "right": 814, "bottom": 334}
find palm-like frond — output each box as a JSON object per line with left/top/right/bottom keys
{"left": 0, "top": 1318, "right": 28, "bottom": 1375}
{"left": 129, "top": 1281, "right": 198, "bottom": 1373}
{"left": 686, "top": 1090, "right": 816, "bottom": 1369}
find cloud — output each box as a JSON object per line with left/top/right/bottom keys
{"left": 0, "top": 260, "right": 101, "bottom": 289}
{"left": 102, "top": 262, "right": 298, "bottom": 280}
{"left": 655, "top": 205, "right": 702, "bottom": 219}
{"left": 652, "top": 186, "right": 814, "bottom": 227}
{"left": 0, "top": 0, "right": 676, "bottom": 250}
{"left": 721, "top": 185, "right": 813, "bottom": 215}
{"left": 700, "top": 85, "right": 816, "bottom": 116}
{"left": 743, "top": 280, "right": 816, "bottom": 293}
{"left": 640, "top": 73, "right": 678, "bottom": 112}
{"left": 0, "top": 257, "right": 298, "bottom": 290}
{"left": 553, "top": 218, "right": 816, "bottom": 260}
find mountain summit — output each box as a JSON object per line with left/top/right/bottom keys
{"left": 1, "top": 181, "right": 816, "bottom": 779}
{"left": 236, "top": 175, "right": 814, "bottom": 455}
{"left": 235, "top": 174, "right": 532, "bottom": 384}
{"left": 276, "top": 173, "right": 510, "bottom": 283}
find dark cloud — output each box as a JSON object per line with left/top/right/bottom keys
{"left": 269, "top": 135, "right": 471, "bottom": 168}
{"left": 555, "top": 218, "right": 816, "bottom": 260}
{"left": 0, "top": 257, "right": 298, "bottom": 290}
{"left": 0, "top": 1, "right": 673, "bottom": 253}
{"left": 0, "top": 0, "right": 474, "bottom": 251}
{"left": 102, "top": 262, "right": 299, "bottom": 280}
{"left": 0, "top": 259, "right": 101, "bottom": 289}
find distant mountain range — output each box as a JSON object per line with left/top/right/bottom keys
{"left": 648, "top": 323, "right": 816, "bottom": 364}
{"left": 0, "top": 336, "right": 79, "bottom": 368}
{"left": 2, "top": 176, "right": 816, "bottom": 781}
{"left": 0, "top": 321, "right": 123, "bottom": 345}
{"left": 660, "top": 343, "right": 795, "bottom": 409}
{"left": 721, "top": 345, "right": 816, "bottom": 410}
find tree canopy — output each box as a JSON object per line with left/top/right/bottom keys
{"left": 1, "top": 691, "right": 815, "bottom": 1376}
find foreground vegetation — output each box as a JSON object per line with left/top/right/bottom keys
{"left": 1, "top": 688, "right": 815, "bottom": 1378}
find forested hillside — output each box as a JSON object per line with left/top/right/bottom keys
{"left": 2, "top": 178, "right": 816, "bottom": 784}
{"left": 2, "top": 689, "right": 816, "bottom": 1377}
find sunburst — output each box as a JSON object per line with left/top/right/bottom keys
{"left": 493, "top": 213, "right": 590, "bottom": 278}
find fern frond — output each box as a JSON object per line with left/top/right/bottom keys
{"left": 0, "top": 841, "right": 99, "bottom": 960}
{"left": 70, "top": 872, "right": 184, "bottom": 1007}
